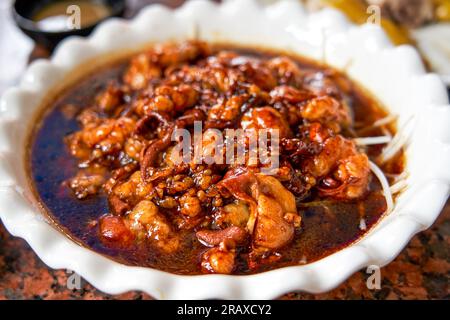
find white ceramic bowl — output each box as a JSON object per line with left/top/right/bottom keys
{"left": 0, "top": 0, "right": 449, "bottom": 299}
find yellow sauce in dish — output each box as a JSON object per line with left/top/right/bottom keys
{"left": 33, "top": 0, "right": 111, "bottom": 31}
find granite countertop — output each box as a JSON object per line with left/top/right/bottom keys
{"left": 0, "top": 0, "right": 449, "bottom": 301}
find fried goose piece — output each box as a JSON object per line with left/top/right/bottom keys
{"left": 136, "top": 109, "right": 204, "bottom": 144}
{"left": 67, "top": 171, "right": 105, "bottom": 199}
{"left": 300, "top": 96, "right": 352, "bottom": 132}
{"left": 127, "top": 200, "right": 180, "bottom": 253}
{"left": 205, "top": 51, "right": 239, "bottom": 67}
{"left": 269, "top": 85, "right": 314, "bottom": 104}
{"left": 133, "top": 85, "right": 199, "bottom": 115}
{"left": 252, "top": 175, "right": 301, "bottom": 249}
{"left": 207, "top": 95, "right": 246, "bottom": 123}
{"left": 252, "top": 194, "right": 294, "bottom": 250}
{"left": 318, "top": 153, "right": 370, "bottom": 200}
{"left": 228, "top": 57, "right": 278, "bottom": 91}
{"left": 218, "top": 167, "right": 259, "bottom": 227}
{"left": 280, "top": 138, "right": 312, "bottom": 164}
{"left": 273, "top": 159, "right": 310, "bottom": 198}
{"left": 206, "top": 54, "right": 277, "bottom": 91}
{"left": 123, "top": 137, "right": 145, "bottom": 161}
{"left": 140, "top": 132, "right": 174, "bottom": 181}
{"left": 201, "top": 245, "right": 236, "bottom": 274}
{"left": 198, "top": 212, "right": 248, "bottom": 274}
{"left": 111, "top": 171, "right": 154, "bottom": 205}
{"left": 301, "top": 125, "right": 370, "bottom": 200}
{"left": 77, "top": 109, "right": 102, "bottom": 128}
{"left": 270, "top": 86, "right": 351, "bottom": 132}
{"left": 196, "top": 226, "right": 248, "bottom": 247}
{"left": 282, "top": 122, "right": 334, "bottom": 164}
{"left": 100, "top": 199, "right": 181, "bottom": 253}
{"left": 175, "top": 108, "right": 206, "bottom": 128}
{"left": 197, "top": 65, "right": 245, "bottom": 93}
{"left": 218, "top": 168, "right": 301, "bottom": 249}
{"left": 123, "top": 53, "right": 162, "bottom": 90}
{"left": 99, "top": 214, "right": 134, "bottom": 245}
{"left": 302, "top": 70, "right": 343, "bottom": 98}
{"left": 137, "top": 111, "right": 174, "bottom": 181}
{"left": 212, "top": 169, "right": 300, "bottom": 273}
{"left": 302, "top": 121, "right": 334, "bottom": 144}
{"left": 109, "top": 195, "right": 130, "bottom": 215}
{"left": 153, "top": 40, "right": 211, "bottom": 67}
{"left": 166, "top": 61, "right": 249, "bottom": 96}
{"left": 303, "top": 134, "right": 356, "bottom": 178}
{"left": 240, "top": 106, "right": 293, "bottom": 139}
{"left": 156, "top": 84, "right": 199, "bottom": 112}
{"left": 213, "top": 201, "right": 250, "bottom": 228}
{"left": 135, "top": 109, "right": 171, "bottom": 136}
{"left": 267, "top": 57, "right": 303, "bottom": 86}
{"left": 179, "top": 193, "right": 202, "bottom": 217}
{"left": 123, "top": 41, "right": 210, "bottom": 90}
{"left": 138, "top": 109, "right": 205, "bottom": 183}
{"left": 95, "top": 83, "right": 123, "bottom": 114}
{"left": 85, "top": 117, "right": 135, "bottom": 148}
{"left": 103, "top": 162, "right": 140, "bottom": 196}
{"left": 66, "top": 117, "right": 136, "bottom": 163}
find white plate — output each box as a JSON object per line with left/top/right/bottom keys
{"left": 0, "top": 0, "right": 449, "bottom": 299}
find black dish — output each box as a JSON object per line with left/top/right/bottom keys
{"left": 12, "top": 0, "right": 126, "bottom": 50}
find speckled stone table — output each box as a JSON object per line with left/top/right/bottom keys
{"left": 0, "top": 200, "right": 448, "bottom": 300}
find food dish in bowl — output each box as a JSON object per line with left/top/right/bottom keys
{"left": 29, "top": 40, "right": 404, "bottom": 275}
{"left": 1, "top": 0, "right": 449, "bottom": 298}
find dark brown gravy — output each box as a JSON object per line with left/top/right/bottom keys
{"left": 28, "top": 45, "right": 404, "bottom": 275}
